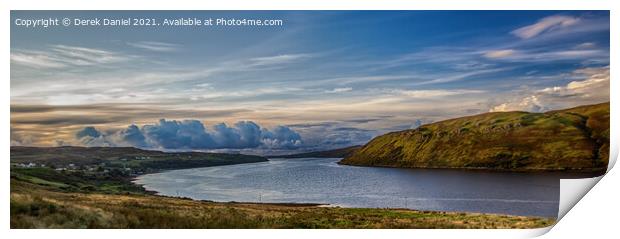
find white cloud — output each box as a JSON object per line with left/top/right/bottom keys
{"left": 512, "top": 15, "right": 580, "bottom": 39}
{"left": 11, "top": 45, "right": 132, "bottom": 68}
{"left": 127, "top": 41, "right": 180, "bottom": 52}
{"left": 10, "top": 50, "right": 68, "bottom": 68}
{"left": 482, "top": 49, "right": 605, "bottom": 62}
{"left": 541, "top": 66, "right": 609, "bottom": 94}
{"left": 325, "top": 87, "right": 353, "bottom": 93}
{"left": 575, "top": 42, "right": 596, "bottom": 49}
{"left": 398, "top": 89, "right": 484, "bottom": 98}
{"left": 415, "top": 68, "right": 508, "bottom": 85}
{"left": 490, "top": 66, "right": 609, "bottom": 112}
{"left": 489, "top": 95, "right": 544, "bottom": 112}
{"left": 249, "top": 53, "right": 313, "bottom": 66}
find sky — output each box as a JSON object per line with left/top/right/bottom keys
{"left": 10, "top": 11, "right": 610, "bottom": 154}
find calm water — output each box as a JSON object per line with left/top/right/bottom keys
{"left": 135, "top": 158, "right": 596, "bottom": 217}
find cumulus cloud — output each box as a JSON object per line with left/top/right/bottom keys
{"left": 261, "top": 126, "right": 303, "bottom": 149}
{"left": 211, "top": 121, "right": 262, "bottom": 149}
{"left": 489, "top": 95, "right": 544, "bottom": 112}
{"left": 76, "top": 126, "right": 102, "bottom": 138}
{"left": 114, "top": 124, "right": 148, "bottom": 147}
{"left": 489, "top": 66, "right": 609, "bottom": 112}
{"left": 512, "top": 15, "right": 580, "bottom": 39}
{"left": 75, "top": 127, "right": 114, "bottom": 147}
{"left": 74, "top": 119, "right": 303, "bottom": 150}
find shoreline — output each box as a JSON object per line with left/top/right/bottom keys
{"left": 337, "top": 160, "right": 607, "bottom": 175}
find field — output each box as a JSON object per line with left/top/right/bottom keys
{"left": 10, "top": 178, "right": 554, "bottom": 229}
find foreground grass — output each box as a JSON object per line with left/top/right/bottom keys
{"left": 10, "top": 179, "right": 554, "bottom": 229}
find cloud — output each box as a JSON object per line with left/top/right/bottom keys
{"left": 11, "top": 128, "right": 33, "bottom": 146}
{"left": 261, "top": 126, "right": 303, "bottom": 149}
{"left": 318, "top": 128, "right": 374, "bottom": 147}
{"left": 325, "top": 87, "right": 352, "bottom": 93}
{"left": 512, "top": 15, "right": 580, "bottom": 39}
{"left": 489, "top": 95, "right": 544, "bottom": 112}
{"left": 396, "top": 89, "right": 485, "bottom": 98}
{"left": 540, "top": 66, "right": 610, "bottom": 95}
{"left": 11, "top": 115, "right": 121, "bottom": 126}
{"left": 73, "top": 119, "right": 303, "bottom": 150}
{"left": 127, "top": 41, "right": 180, "bottom": 52}
{"left": 483, "top": 49, "right": 516, "bottom": 59}
{"left": 249, "top": 53, "right": 313, "bottom": 66}
{"left": 211, "top": 121, "right": 263, "bottom": 149}
{"left": 489, "top": 66, "right": 609, "bottom": 112}
{"left": 11, "top": 45, "right": 132, "bottom": 68}
{"left": 414, "top": 68, "right": 508, "bottom": 85}
{"left": 10, "top": 104, "right": 249, "bottom": 127}
{"left": 113, "top": 125, "right": 148, "bottom": 147}
{"left": 287, "top": 122, "right": 339, "bottom": 128}
{"left": 75, "top": 126, "right": 115, "bottom": 147}
{"left": 142, "top": 119, "right": 215, "bottom": 149}
{"left": 482, "top": 49, "right": 606, "bottom": 62}
{"left": 10, "top": 50, "right": 68, "bottom": 68}
{"left": 575, "top": 42, "right": 596, "bottom": 49}
{"left": 76, "top": 126, "right": 102, "bottom": 138}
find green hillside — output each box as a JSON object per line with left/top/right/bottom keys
{"left": 340, "top": 102, "right": 609, "bottom": 172}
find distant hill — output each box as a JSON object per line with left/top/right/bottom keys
{"left": 269, "top": 145, "right": 362, "bottom": 159}
{"left": 11, "top": 146, "right": 267, "bottom": 170}
{"left": 340, "top": 102, "right": 609, "bottom": 173}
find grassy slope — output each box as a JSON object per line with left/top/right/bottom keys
{"left": 10, "top": 179, "right": 553, "bottom": 229}
{"left": 341, "top": 102, "right": 609, "bottom": 172}
{"left": 269, "top": 145, "right": 362, "bottom": 159}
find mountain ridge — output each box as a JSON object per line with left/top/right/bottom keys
{"left": 268, "top": 145, "right": 361, "bottom": 159}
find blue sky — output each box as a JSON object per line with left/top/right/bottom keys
{"left": 10, "top": 11, "right": 610, "bottom": 154}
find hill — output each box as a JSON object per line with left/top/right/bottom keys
{"left": 340, "top": 102, "right": 609, "bottom": 173}
{"left": 11, "top": 146, "right": 267, "bottom": 172}
{"left": 269, "top": 145, "right": 362, "bottom": 158}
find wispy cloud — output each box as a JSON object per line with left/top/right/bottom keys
{"left": 127, "top": 41, "right": 180, "bottom": 52}
{"left": 483, "top": 49, "right": 516, "bottom": 59}
{"left": 325, "top": 87, "right": 353, "bottom": 93}
{"left": 395, "top": 89, "right": 485, "bottom": 98}
{"left": 11, "top": 45, "right": 133, "bottom": 68}
{"left": 249, "top": 53, "right": 313, "bottom": 66}
{"left": 482, "top": 49, "right": 606, "bottom": 62}
{"left": 512, "top": 15, "right": 580, "bottom": 39}
{"left": 575, "top": 42, "right": 596, "bottom": 49}
{"left": 413, "top": 68, "right": 508, "bottom": 86}
{"left": 10, "top": 50, "right": 67, "bottom": 68}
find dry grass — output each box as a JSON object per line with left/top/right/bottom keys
{"left": 11, "top": 180, "right": 554, "bottom": 229}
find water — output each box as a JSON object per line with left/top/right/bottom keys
{"left": 134, "top": 158, "right": 597, "bottom": 217}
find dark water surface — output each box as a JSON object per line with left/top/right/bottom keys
{"left": 135, "top": 158, "right": 596, "bottom": 217}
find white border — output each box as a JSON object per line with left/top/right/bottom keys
{"left": 2, "top": 1, "right": 617, "bottom": 238}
